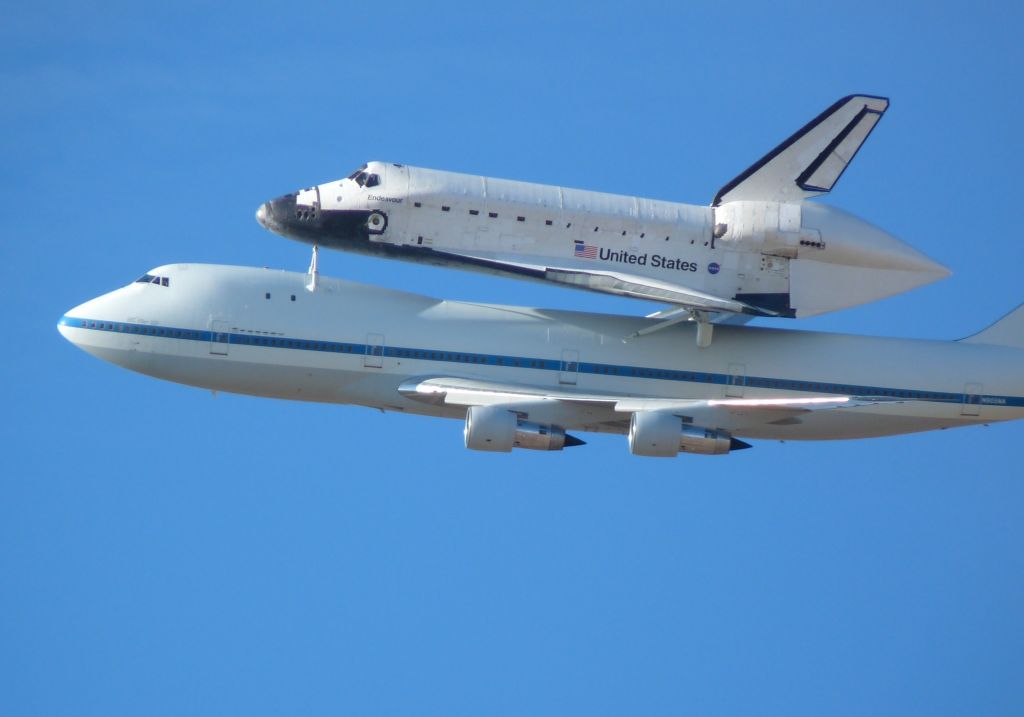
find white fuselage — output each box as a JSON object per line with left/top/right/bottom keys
{"left": 258, "top": 162, "right": 949, "bottom": 318}
{"left": 59, "top": 264, "right": 1024, "bottom": 448}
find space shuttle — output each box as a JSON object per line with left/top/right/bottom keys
{"left": 256, "top": 95, "right": 949, "bottom": 345}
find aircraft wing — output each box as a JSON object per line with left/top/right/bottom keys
{"left": 399, "top": 375, "right": 619, "bottom": 408}
{"left": 713, "top": 94, "right": 889, "bottom": 206}
{"left": 433, "top": 249, "right": 778, "bottom": 317}
{"left": 398, "top": 375, "right": 901, "bottom": 433}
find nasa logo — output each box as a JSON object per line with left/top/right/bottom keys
{"left": 708, "top": 262, "right": 720, "bottom": 275}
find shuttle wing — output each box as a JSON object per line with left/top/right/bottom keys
{"left": 542, "top": 267, "right": 772, "bottom": 315}
{"left": 434, "top": 249, "right": 778, "bottom": 317}
{"left": 712, "top": 95, "right": 889, "bottom": 206}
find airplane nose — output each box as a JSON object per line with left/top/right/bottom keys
{"left": 57, "top": 297, "right": 101, "bottom": 348}
{"left": 57, "top": 314, "right": 75, "bottom": 343}
{"left": 57, "top": 290, "right": 140, "bottom": 368}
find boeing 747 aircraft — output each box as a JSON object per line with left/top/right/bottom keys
{"left": 59, "top": 264, "right": 1023, "bottom": 456}
{"left": 257, "top": 96, "right": 949, "bottom": 346}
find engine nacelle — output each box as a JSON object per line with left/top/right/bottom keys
{"left": 463, "top": 405, "right": 574, "bottom": 452}
{"left": 628, "top": 412, "right": 747, "bottom": 457}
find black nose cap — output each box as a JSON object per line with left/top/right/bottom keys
{"left": 256, "top": 193, "right": 300, "bottom": 233}
{"left": 271, "top": 193, "right": 298, "bottom": 217}
{"left": 255, "top": 202, "right": 273, "bottom": 228}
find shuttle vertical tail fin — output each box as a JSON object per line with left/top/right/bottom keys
{"left": 712, "top": 95, "right": 889, "bottom": 206}
{"left": 960, "top": 304, "right": 1024, "bottom": 348}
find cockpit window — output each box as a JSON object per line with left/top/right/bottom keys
{"left": 346, "top": 164, "right": 368, "bottom": 180}
{"left": 135, "top": 274, "right": 170, "bottom": 287}
{"left": 352, "top": 170, "right": 381, "bottom": 188}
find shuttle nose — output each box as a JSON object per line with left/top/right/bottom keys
{"left": 255, "top": 191, "right": 331, "bottom": 246}
{"left": 256, "top": 202, "right": 271, "bottom": 228}
{"left": 255, "top": 193, "right": 302, "bottom": 235}
{"left": 256, "top": 187, "right": 372, "bottom": 248}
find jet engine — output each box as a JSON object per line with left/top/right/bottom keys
{"left": 628, "top": 411, "right": 750, "bottom": 457}
{"left": 463, "top": 405, "right": 582, "bottom": 452}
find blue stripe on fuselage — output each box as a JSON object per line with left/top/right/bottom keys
{"left": 58, "top": 316, "right": 1024, "bottom": 407}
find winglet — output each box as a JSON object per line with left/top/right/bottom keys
{"left": 712, "top": 95, "right": 889, "bottom": 206}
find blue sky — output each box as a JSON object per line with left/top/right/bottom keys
{"left": 3, "top": 2, "right": 1023, "bottom": 715}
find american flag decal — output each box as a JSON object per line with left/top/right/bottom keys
{"left": 573, "top": 241, "right": 598, "bottom": 259}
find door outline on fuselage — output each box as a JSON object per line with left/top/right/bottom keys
{"left": 559, "top": 349, "right": 580, "bottom": 385}
{"left": 726, "top": 363, "right": 746, "bottom": 398}
{"left": 961, "top": 382, "right": 983, "bottom": 416}
{"left": 365, "top": 333, "right": 385, "bottom": 369}
{"left": 209, "top": 318, "right": 230, "bottom": 356}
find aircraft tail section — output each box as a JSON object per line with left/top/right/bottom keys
{"left": 961, "top": 304, "right": 1024, "bottom": 348}
{"left": 712, "top": 95, "right": 889, "bottom": 206}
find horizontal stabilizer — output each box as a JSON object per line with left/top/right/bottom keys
{"left": 713, "top": 95, "right": 889, "bottom": 206}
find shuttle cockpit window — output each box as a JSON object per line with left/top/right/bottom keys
{"left": 352, "top": 171, "right": 381, "bottom": 188}
{"left": 135, "top": 274, "right": 170, "bottom": 287}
